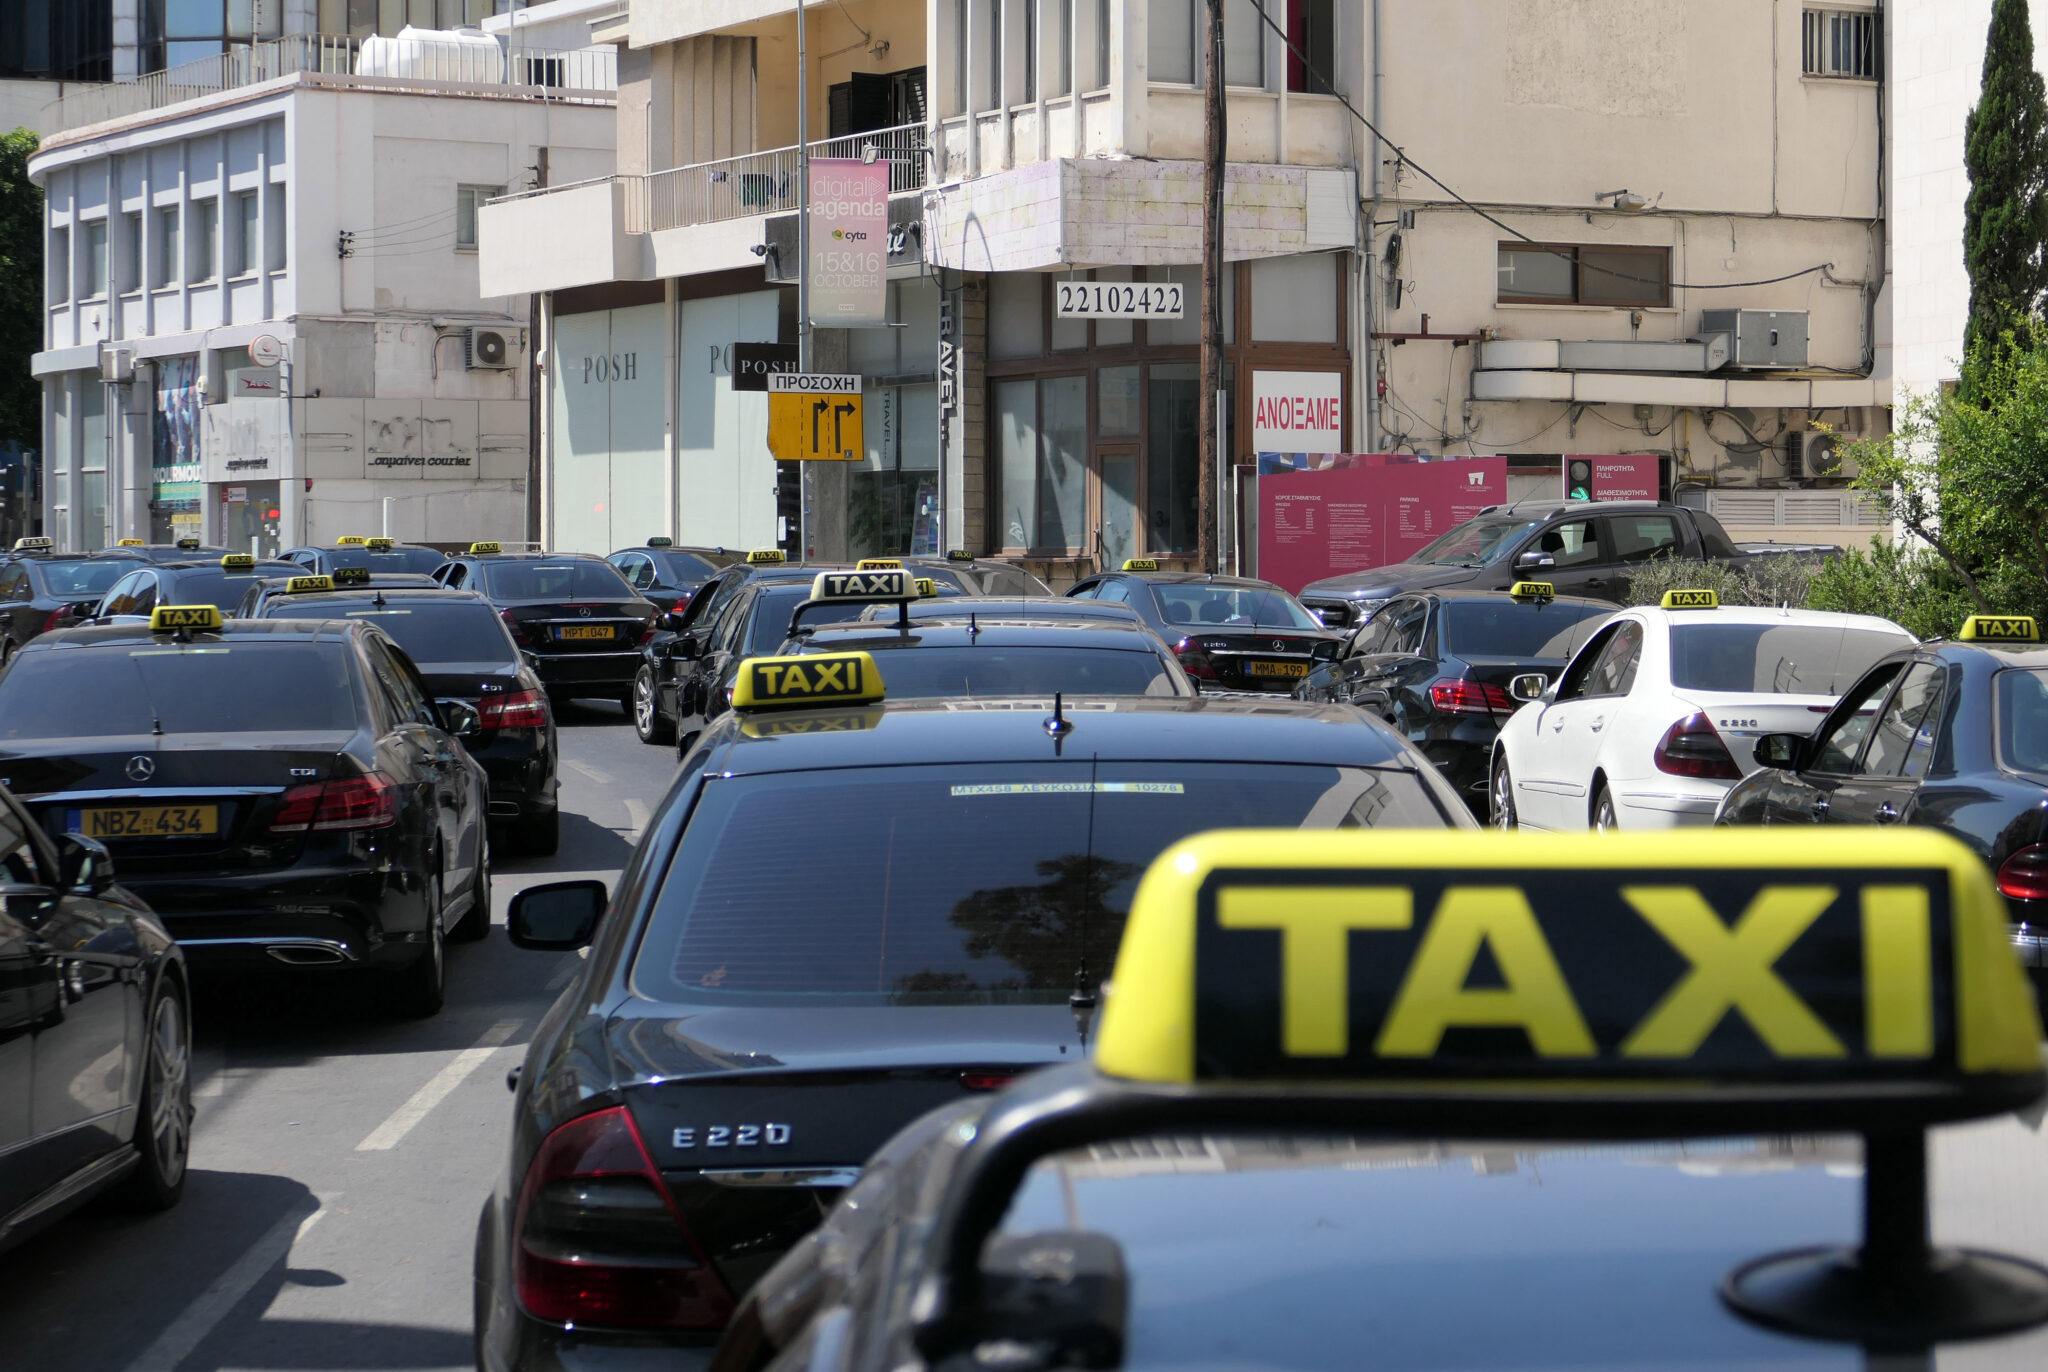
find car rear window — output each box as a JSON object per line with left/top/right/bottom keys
{"left": 751, "top": 589, "right": 871, "bottom": 652}
{"left": 1154, "top": 584, "right": 1323, "bottom": 631}
{"left": 35, "top": 560, "right": 131, "bottom": 596}
{"left": 284, "top": 599, "right": 517, "bottom": 666}
{"left": 0, "top": 642, "right": 358, "bottom": 737}
{"left": 633, "top": 761, "right": 1451, "bottom": 1006}
{"left": 815, "top": 645, "right": 1182, "bottom": 698}
{"left": 164, "top": 571, "right": 277, "bottom": 611}
{"left": 483, "top": 560, "right": 636, "bottom": 600}
{"left": 1997, "top": 669, "right": 2048, "bottom": 776}
{"left": 1669, "top": 624, "right": 1908, "bottom": 695}
{"left": 1441, "top": 600, "right": 1613, "bottom": 660}
{"left": 323, "top": 546, "right": 447, "bottom": 574}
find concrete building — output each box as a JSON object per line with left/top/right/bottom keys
{"left": 29, "top": 24, "right": 616, "bottom": 553}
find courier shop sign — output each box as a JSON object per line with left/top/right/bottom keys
{"left": 1252, "top": 371, "right": 1344, "bottom": 455}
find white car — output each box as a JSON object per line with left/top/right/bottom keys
{"left": 1489, "top": 593, "right": 1915, "bottom": 831}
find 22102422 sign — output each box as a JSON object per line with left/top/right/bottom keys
{"left": 1056, "top": 281, "right": 1185, "bottom": 319}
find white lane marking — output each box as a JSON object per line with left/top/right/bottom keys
{"left": 124, "top": 1195, "right": 332, "bottom": 1372}
{"left": 355, "top": 1019, "right": 523, "bottom": 1152}
{"left": 622, "top": 798, "right": 649, "bottom": 840}
{"left": 566, "top": 760, "right": 613, "bottom": 785}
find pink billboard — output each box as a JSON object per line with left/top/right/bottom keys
{"left": 807, "top": 157, "right": 888, "bottom": 325}
{"left": 1257, "top": 457, "right": 1507, "bottom": 594}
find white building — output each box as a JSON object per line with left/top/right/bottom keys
{"left": 29, "top": 23, "right": 616, "bottom": 554}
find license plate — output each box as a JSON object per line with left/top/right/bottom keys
{"left": 1245, "top": 660, "right": 1310, "bottom": 678}
{"left": 68, "top": 804, "right": 219, "bottom": 839}
{"left": 556, "top": 625, "right": 615, "bottom": 641}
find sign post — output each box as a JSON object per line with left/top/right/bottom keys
{"left": 768, "top": 374, "right": 864, "bottom": 462}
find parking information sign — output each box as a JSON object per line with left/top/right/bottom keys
{"left": 767, "top": 373, "right": 864, "bottom": 462}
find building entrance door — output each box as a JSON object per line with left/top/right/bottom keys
{"left": 221, "top": 480, "right": 281, "bottom": 558}
{"left": 1095, "top": 444, "right": 1139, "bottom": 570}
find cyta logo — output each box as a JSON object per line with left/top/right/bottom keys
{"left": 831, "top": 229, "right": 869, "bottom": 242}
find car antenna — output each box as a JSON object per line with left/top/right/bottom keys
{"left": 1071, "top": 751, "right": 1101, "bottom": 1049}
{"left": 968, "top": 611, "right": 979, "bottom": 637}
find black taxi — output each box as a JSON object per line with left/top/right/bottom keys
{"left": 434, "top": 543, "right": 658, "bottom": 707}
{"left": 712, "top": 827, "right": 2048, "bottom": 1372}
{"left": 606, "top": 538, "right": 743, "bottom": 615}
{"left": 0, "top": 605, "right": 491, "bottom": 1016}
{"left": 475, "top": 648, "right": 1471, "bottom": 1371}
{"left": 1066, "top": 560, "right": 1341, "bottom": 691}
{"left": 82, "top": 553, "right": 302, "bottom": 624}
{"left": 93, "top": 537, "right": 230, "bottom": 564}
{"left": 0, "top": 538, "right": 139, "bottom": 660}
{"left": 278, "top": 536, "right": 450, "bottom": 577}
{"left": 233, "top": 568, "right": 439, "bottom": 618}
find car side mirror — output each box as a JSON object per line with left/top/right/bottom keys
{"left": 1514, "top": 550, "right": 1557, "bottom": 572}
{"left": 507, "top": 880, "right": 607, "bottom": 950}
{"left": 59, "top": 834, "right": 116, "bottom": 894}
{"left": 1754, "top": 733, "right": 1809, "bottom": 770}
{"left": 659, "top": 611, "right": 688, "bottom": 633}
{"left": 670, "top": 634, "right": 700, "bottom": 661}
{"left": 439, "top": 699, "right": 482, "bottom": 739}
{"left": 1310, "top": 640, "right": 1341, "bottom": 662}
{"left": 1508, "top": 673, "right": 1549, "bottom": 703}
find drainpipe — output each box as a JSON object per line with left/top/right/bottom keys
{"left": 1362, "top": 0, "right": 1383, "bottom": 453}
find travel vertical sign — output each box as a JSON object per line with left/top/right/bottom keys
{"left": 808, "top": 157, "right": 888, "bottom": 325}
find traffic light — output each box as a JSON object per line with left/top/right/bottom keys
{"left": 1567, "top": 458, "right": 1593, "bottom": 501}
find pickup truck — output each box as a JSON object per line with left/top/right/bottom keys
{"left": 1295, "top": 499, "right": 1840, "bottom": 628}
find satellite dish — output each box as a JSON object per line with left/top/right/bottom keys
{"left": 248, "top": 334, "right": 284, "bottom": 367}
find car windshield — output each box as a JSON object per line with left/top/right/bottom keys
{"left": 286, "top": 600, "right": 517, "bottom": 666}
{"left": 632, "top": 761, "right": 1449, "bottom": 1006}
{"left": 1441, "top": 600, "right": 1614, "bottom": 659}
{"left": 483, "top": 560, "right": 636, "bottom": 600}
{"left": 35, "top": 560, "right": 131, "bottom": 596}
{"left": 1409, "top": 517, "right": 1541, "bottom": 568}
{"left": 806, "top": 645, "right": 1184, "bottom": 697}
{"left": 653, "top": 550, "right": 734, "bottom": 581}
{"left": 751, "top": 589, "right": 872, "bottom": 652}
{"left": 323, "top": 546, "right": 447, "bottom": 573}
{"left": 1153, "top": 584, "right": 1323, "bottom": 630}
{"left": 0, "top": 642, "right": 358, "bottom": 737}
{"left": 1997, "top": 669, "right": 2048, "bottom": 777}
{"left": 1669, "top": 623, "right": 1909, "bottom": 695}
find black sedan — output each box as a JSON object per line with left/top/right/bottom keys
{"left": 1715, "top": 616, "right": 2048, "bottom": 977}
{"left": 1295, "top": 587, "right": 1616, "bottom": 811}
{"left": 0, "top": 781, "right": 192, "bottom": 1253}
{"left": 81, "top": 555, "right": 303, "bottom": 624}
{"left": 0, "top": 552, "right": 136, "bottom": 662}
{"left": 606, "top": 540, "right": 743, "bottom": 618}
{"left": 787, "top": 619, "right": 1197, "bottom": 698}
{"left": 0, "top": 608, "right": 491, "bottom": 1017}
{"left": 434, "top": 550, "right": 657, "bottom": 707}
{"left": 93, "top": 538, "right": 229, "bottom": 563}
{"left": 1065, "top": 563, "right": 1341, "bottom": 691}
{"left": 253, "top": 585, "right": 560, "bottom": 856}
{"left": 234, "top": 571, "right": 440, "bottom": 618}
{"left": 278, "top": 538, "right": 450, "bottom": 576}
{"left": 476, "top": 670, "right": 1471, "bottom": 1371}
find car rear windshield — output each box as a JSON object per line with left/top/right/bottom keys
{"left": 164, "top": 571, "right": 277, "bottom": 611}
{"left": 751, "top": 589, "right": 871, "bottom": 652}
{"left": 483, "top": 560, "right": 636, "bottom": 600}
{"left": 324, "top": 546, "right": 447, "bottom": 574}
{"left": 291, "top": 600, "right": 517, "bottom": 666}
{"left": 1442, "top": 600, "right": 1614, "bottom": 660}
{"left": 36, "top": 560, "right": 131, "bottom": 596}
{"left": 633, "top": 761, "right": 1450, "bottom": 1006}
{"left": 0, "top": 642, "right": 358, "bottom": 738}
{"left": 1153, "top": 584, "right": 1322, "bottom": 631}
{"left": 1669, "top": 623, "right": 1908, "bottom": 695}
{"left": 810, "top": 645, "right": 1182, "bottom": 697}
{"left": 1409, "top": 517, "right": 1540, "bottom": 568}
{"left": 1997, "top": 669, "right": 2048, "bottom": 777}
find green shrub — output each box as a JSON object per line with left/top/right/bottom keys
{"left": 1620, "top": 557, "right": 1817, "bottom": 610}
{"left": 1805, "top": 539, "right": 1970, "bottom": 640}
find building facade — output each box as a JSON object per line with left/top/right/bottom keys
{"left": 30, "top": 25, "right": 616, "bottom": 554}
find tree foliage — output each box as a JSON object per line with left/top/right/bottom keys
{"left": 1964, "top": 0, "right": 2048, "bottom": 373}
{"left": 0, "top": 128, "right": 40, "bottom": 451}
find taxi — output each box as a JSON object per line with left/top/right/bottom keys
{"left": 861, "top": 595, "right": 1146, "bottom": 629}
{"left": 476, "top": 648, "right": 1471, "bottom": 1371}
{"left": 1065, "top": 560, "right": 1341, "bottom": 691}
{"left": 1717, "top": 614, "right": 2048, "bottom": 978}
{"left": 233, "top": 569, "right": 440, "bottom": 618}
{"left": 0, "top": 538, "right": 141, "bottom": 660}
{"left": 1490, "top": 589, "right": 1913, "bottom": 831}
{"left": 277, "top": 536, "right": 450, "bottom": 577}
{"left": 81, "top": 553, "right": 302, "bottom": 624}
{"left": 605, "top": 536, "right": 743, "bottom": 614}
{"left": 432, "top": 544, "right": 659, "bottom": 707}
{"left": 91, "top": 536, "right": 230, "bottom": 564}
{"left": 712, "top": 828, "right": 2048, "bottom": 1372}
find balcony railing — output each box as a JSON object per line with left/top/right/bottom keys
{"left": 45, "top": 32, "right": 616, "bottom": 133}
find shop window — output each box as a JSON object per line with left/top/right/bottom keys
{"left": 1148, "top": 264, "right": 1232, "bottom": 346}
{"left": 990, "top": 272, "right": 1045, "bottom": 358}
{"left": 999, "top": 376, "right": 1087, "bottom": 551}
{"left": 1286, "top": 0, "right": 1335, "bottom": 94}
{"left": 1147, "top": 363, "right": 1201, "bottom": 553}
{"left": 1098, "top": 365, "right": 1140, "bottom": 435}
{"left": 81, "top": 383, "right": 106, "bottom": 551}
{"left": 1497, "top": 243, "right": 1670, "bottom": 308}
{"left": 1250, "top": 255, "right": 1337, "bottom": 343}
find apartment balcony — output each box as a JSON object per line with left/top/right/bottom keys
{"left": 479, "top": 123, "right": 927, "bottom": 296}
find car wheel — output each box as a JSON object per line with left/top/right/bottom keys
{"left": 449, "top": 840, "right": 491, "bottom": 942}
{"left": 1490, "top": 759, "right": 1518, "bottom": 830}
{"left": 120, "top": 979, "right": 193, "bottom": 1211}
{"left": 390, "top": 874, "right": 447, "bottom": 1018}
{"left": 632, "top": 667, "right": 672, "bottom": 745}
{"left": 516, "top": 806, "right": 560, "bottom": 857}
{"left": 1592, "top": 785, "right": 1618, "bottom": 834}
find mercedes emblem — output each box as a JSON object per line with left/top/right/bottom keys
{"left": 1272, "top": 640, "right": 1286, "bottom": 653}
{"left": 125, "top": 755, "right": 156, "bottom": 781}
{"left": 577, "top": 606, "right": 592, "bottom": 617}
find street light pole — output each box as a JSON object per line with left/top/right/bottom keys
{"left": 1197, "top": 0, "right": 1226, "bottom": 574}
{"left": 795, "top": 0, "right": 811, "bottom": 558}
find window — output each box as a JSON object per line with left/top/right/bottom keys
{"left": 48, "top": 226, "right": 68, "bottom": 303}
{"left": 264, "top": 182, "right": 286, "bottom": 270}
{"left": 1095, "top": 0, "right": 1110, "bottom": 88}
{"left": 120, "top": 210, "right": 142, "bottom": 291}
{"left": 1022, "top": 0, "right": 1037, "bottom": 100}
{"left": 1803, "top": 7, "right": 1880, "bottom": 80}
{"left": 190, "top": 197, "right": 217, "bottom": 282}
{"left": 155, "top": 205, "right": 180, "bottom": 286}
{"left": 1147, "top": 362, "right": 1201, "bottom": 553}
{"left": 231, "top": 190, "right": 258, "bottom": 276}
{"left": 1497, "top": 243, "right": 1670, "bottom": 308}
{"left": 1812, "top": 663, "right": 1902, "bottom": 773}
{"left": 999, "top": 376, "right": 1087, "bottom": 551}
{"left": 1604, "top": 514, "right": 1681, "bottom": 565}
{"left": 1529, "top": 518, "right": 1601, "bottom": 569}
{"left": 1148, "top": 0, "right": 1265, "bottom": 86}
{"left": 1583, "top": 619, "right": 1644, "bottom": 697}
{"left": 1286, "top": 0, "right": 1335, "bottom": 94}
{"left": 990, "top": 0, "right": 1004, "bottom": 102}
{"left": 455, "top": 184, "right": 501, "bottom": 251}
{"left": 1668, "top": 625, "right": 1907, "bottom": 696}
{"left": 83, "top": 219, "right": 108, "bottom": 297}
{"left": 1862, "top": 663, "right": 1947, "bottom": 779}
{"left": 1051, "top": 0, "right": 1071, "bottom": 97}
{"left": 1996, "top": 669, "right": 2048, "bottom": 777}
{"left": 145, "top": 0, "right": 285, "bottom": 72}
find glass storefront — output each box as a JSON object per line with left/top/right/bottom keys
{"left": 221, "top": 479, "right": 282, "bottom": 558}
{"left": 848, "top": 278, "right": 943, "bottom": 558}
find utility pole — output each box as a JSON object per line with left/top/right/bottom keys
{"left": 1197, "top": 0, "right": 1225, "bottom": 573}
{"left": 795, "top": 0, "right": 811, "bottom": 558}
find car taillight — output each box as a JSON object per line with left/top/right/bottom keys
{"left": 636, "top": 618, "right": 657, "bottom": 645}
{"left": 1430, "top": 678, "right": 1517, "bottom": 715}
{"left": 501, "top": 610, "right": 531, "bottom": 647}
{"left": 960, "top": 1071, "right": 1018, "bottom": 1091}
{"left": 270, "top": 772, "right": 398, "bottom": 832}
{"left": 480, "top": 688, "right": 549, "bottom": 730}
{"left": 514, "top": 1106, "right": 733, "bottom": 1330}
{"left": 42, "top": 606, "right": 71, "bottom": 632}
{"left": 1173, "top": 637, "right": 1219, "bottom": 681}
{"left": 1998, "top": 845, "right": 2048, "bottom": 901}
{"left": 1653, "top": 712, "right": 1742, "bottom": 780}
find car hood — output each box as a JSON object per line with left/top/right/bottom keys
{"left": 1300, "top": 562, "right": 1485, "bottom": 598}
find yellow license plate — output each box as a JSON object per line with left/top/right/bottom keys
{"left": 1245, "top": 660, "right": 1310, "bottom": 678}
{"left": 73, "top": 805, "right": 219, "bottom": 838}
{"left": 557, "top": 625, "right": 615, "bottom": 641}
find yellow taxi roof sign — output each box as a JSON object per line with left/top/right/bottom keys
{"left": 741, "top": 706, "right": 885, "bottom": 739}
{"left": 1959, "top": 615, "right": 2041, "bottom": 644}
{"left": 731, "top": 652, "right": 884, "bottom": 712}
{"left": 647, "top": 535, "right": 674, "bottom": 548}
{"left": 947, "top": 549, "right": 974, "bottom": 562}
{"left": 1122, "top": 558, "right": 1161, "bottom": 572}
{"left": 331, "top": 566, "right": 372, "bottom": 585}
{"left": 808, "top": 568, "right": 917, "bottom": 604}
{"left": 364, "top": 537, "right": 394, "bottom": 550}
{"left": 336, "top": 535, "right": 367, "bottom": 546}
{"left": 1661, "top": 588, "right": 1719, "bottom": 610}
{"left": 12, "top": 536, "right": 54, "bottom": 552}
{"left": 285, "top": 575, "right": 334, "bottom": 594}
{"left": 117, "top": 538, "right": 145, "bottom": 547}
{"left": 1509, "top": 581, "right": 1556, "bottom": 601}
{"left": 857, "top": 557, "right": 904, "bottom": 570}
{"left": 914, "top": 577, "right": 938, "bottom": 598}
{"left": 468, "top": 541, "right": 502, "bottom": 555}
{"left": 1095, "top": 829, "right": 2042, "bottom": 1114}
{"left": 175, "top": 537, "right": 201, "bottom": 550}
{"left": 221, "top": 553, "right": 257, "bottom": 569}
{"left": 150, "top": 604, "right": 224, "bottom": 634}
{"left": 747, "top": 548, "right": 787, "bottom": 564}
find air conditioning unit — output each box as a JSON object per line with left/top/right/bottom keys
{"left": 1699, "top": 308, "right": 1809, "bottom": 369}
{"left": 100, "top": 343, "right": 135, "bottom": 383}
{"left": 1787, "top": 430, "right": 1858, "bottom": 483}
{"left": 465, "top": 327, "right": 513, "bottom": 370}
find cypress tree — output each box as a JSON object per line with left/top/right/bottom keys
{"left": 1963, "top": 0, "right": 2048, "bottom": 376}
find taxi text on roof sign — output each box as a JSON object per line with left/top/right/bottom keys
{"left": 1661, "top": 588, "right": 1719, "bottom": 610}
{"left": 1094, "top": 829, "right": 2042, "bottom": 1090}
{"left": 150, "top": 604, "right": 223, "bottom": 633}
{"left": 1122, "top": 558, "right": 1160, "bottom": 572}
{"left": 12, "top": 536, "right": 53, "bottom": 552}
{"left": 1509, "top": 581, "right": 1556, "bottom": 601}
{"left": 809, "top": 569, "right": 918, "bottom": 603}
{"left": 117, "top": 538, "right": 144, "bottom": 547}
{"left": 857, "top": 558, "right": 903, "bottom": 570}
{"left": 1960, "top": 615, "right": 2041, "bottom": 643}
{"left": 746, "top": 548, "right": 786, "bottom": 564}
{"left": 468, "top": 541, "right": 503, "bottom": 555}
{"left": 647, "top": 535, "right": 674, "bottom": 547}
{"left": 221, "top": 553, "right": 257, "bottom": 569}
{"left": 947, "top": 550, "right": 973, "bottom": 561}
{"left": 731, "top": 651, "right": 884, "bottom": 711}
{"left": 337, "top": 535, "right": 367, "bottom": 546}
{"left": 331, "top": 566, "right": 372, "bottom": 586}
{"left": 286, "top": 575, "right": 334, "bottom": 594}
{"left": 914, "top": 578, "right": 937, "bottom": 598}
{"left": 364, "top": 537, "right": 394, "bottom": 550}
{"left": 740, "top": 706, "right": 884, "bottom": 739}
{"left": 175, "top": 537, "right": 201, "bottom": 550}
